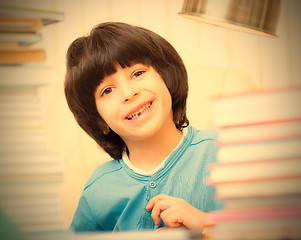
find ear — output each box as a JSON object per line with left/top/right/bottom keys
{"left": 103, "top": 124, "right": 110, "bottom": 135}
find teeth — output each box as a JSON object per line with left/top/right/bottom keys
{"left": 127, "top": 103, "right": 151, "bottom": 120}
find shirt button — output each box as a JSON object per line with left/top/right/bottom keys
{"left": 149, "top": 181, "right": 156, "bottom": 188}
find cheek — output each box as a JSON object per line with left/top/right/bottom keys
{"left": 95, "top": 99, "right": 119, "bottom": 127}
{"left": 165, "top": 93, "right": 173, "bottom": 114}
{"left": 160, "top": 84, "right": 173, "bottom": 108}
{"left": 95, "top": 101, "right": 108, "bottom": 122}
{"left": 97, "top": 108, "right": 110, "bottom": 125}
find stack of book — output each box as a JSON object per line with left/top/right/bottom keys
{"left": 0, "top": 67, "right": 67, "bottom": 235}
{"left": 0, "top": 4, "right": 66, "bottom": 238}
{"left": 0, "top": 4, "right": 64, "bottom": 64}
{"left": 206, "top": 87, "right": 301, "bottom": 239}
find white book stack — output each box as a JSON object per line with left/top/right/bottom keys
{"left": 206, "top": 87, "right": 301, "bottom": 240}
{"left": 0, "top": 5, "right": 65, "bottom": 238}
{"left": 0, "top": 66, "right": 67, "bottom": 235}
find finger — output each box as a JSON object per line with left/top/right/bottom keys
{"left": 150, "top": 199, "right": 173, "bottom": 225}
{"left": 160, "top": 207, "right": 182, "bottom": 228}
{"left": 156, "top": 227, "right": 171, "bottom": 231}
{"left": 146, "top": 193, "right": 174, "bottom": 210}
{"left": 146, "top": 193, "right": 167, "bottom": 210}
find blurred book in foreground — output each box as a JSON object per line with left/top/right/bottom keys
{"left": 207, "top": 87, "right": 301, "bottom": 239}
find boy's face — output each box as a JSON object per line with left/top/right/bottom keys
{"left": 94, "top": 63, "right": 174, "bottom": 145}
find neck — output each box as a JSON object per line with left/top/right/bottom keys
{"left": 125, "top": 125, "right": 183, "bottom": 172}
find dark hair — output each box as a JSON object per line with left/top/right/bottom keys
{"left": 65, "top": 22, "right": 189, "bottom": 160}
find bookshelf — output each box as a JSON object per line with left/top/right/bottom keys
{"left": 0, "top": 4, "right": 66, "bottom": 238}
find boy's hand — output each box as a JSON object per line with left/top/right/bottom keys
{"left": 146, "top": 193, "right": 213, "bottom": 229}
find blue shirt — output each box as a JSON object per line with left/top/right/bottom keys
{"left": 71, "top": 126, "right": 220, "bottom": 231}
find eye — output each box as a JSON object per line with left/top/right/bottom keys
{"left": 132, "top": 70, "right": 145, "bottom": 78}
{"left": 101, "top": 87, "right": 114, "bottom": 96}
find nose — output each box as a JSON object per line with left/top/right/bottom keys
{"left": 119, "top": 76, "right": 141, "bottom": 103}
{"left": 122, "top": 88, "right": 141, "bottom": 103}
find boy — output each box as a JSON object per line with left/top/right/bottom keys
{"left": 65, "top": 22, "right": 219, "bottom": 231}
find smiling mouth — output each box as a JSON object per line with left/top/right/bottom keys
{"left": 126, "top": 102, "right": 152, "bottom": 120}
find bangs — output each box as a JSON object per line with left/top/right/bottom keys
{"left": 88, "top": 23, "right": 162, "bottom": 79}
{"left": 99, "top": 47, "right": 153, "bottom": 78}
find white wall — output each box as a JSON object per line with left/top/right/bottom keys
{"left": 4, "top": 0, "right": 301, "bottom": 226}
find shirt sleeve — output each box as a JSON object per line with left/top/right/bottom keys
{"left": 70, "top": 192, "right": 104, "bottom": 232}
